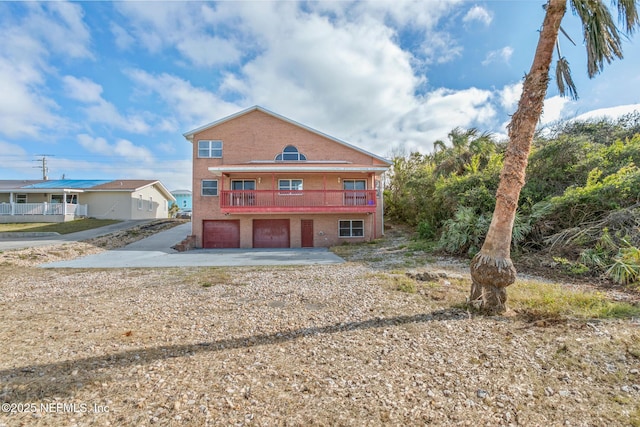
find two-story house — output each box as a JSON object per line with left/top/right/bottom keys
{"left": 183, "top": 106, "right": 391, "bottom": 248}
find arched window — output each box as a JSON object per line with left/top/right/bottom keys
{"left": 275, "top": 145, "right": 307, "bottom": 161}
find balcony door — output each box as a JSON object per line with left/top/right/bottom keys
{"left": 231, "top": 180, "right": 256, "bottom": 206}
{"left": 343, "top": 180, "right": 367, "bottom": 206}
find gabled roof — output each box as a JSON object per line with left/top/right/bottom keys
{"left": 183, "top": 105, "right": 391, "bottom": 166}
{"left": 91, "top": 180, "right": 175, "bottom": 201}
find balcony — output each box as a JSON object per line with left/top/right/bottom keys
{"left": 220, "top": 190, "right": 377, "bottom": 213}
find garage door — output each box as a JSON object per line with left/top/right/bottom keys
{"left": 253, "top": 219, "right": 290, "bottom": 248}
{"left": 203, "top": 220, "right": 240, "bottom": 248}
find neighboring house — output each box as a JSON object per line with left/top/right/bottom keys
{"left": 0, "top": 179, "right": 175, "bottom": 223}
{"left": 170, "top": 189, "right": 192, "bottom": 210}
{"left": 183, "top": 106, "right": 391, "bottom": 249}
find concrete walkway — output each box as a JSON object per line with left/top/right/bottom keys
{"left": 40, "top": 222, "right": 344, "bottom": 268}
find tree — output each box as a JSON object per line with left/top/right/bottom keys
{"left": 433, "top": 127, "right": 495, "bottom": 176}
{"left": 469, "top": 0, "right": 639, "bottom": 314}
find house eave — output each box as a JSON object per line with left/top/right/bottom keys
{"left": 208, "top": 165, "right": 389, "bottom": 176}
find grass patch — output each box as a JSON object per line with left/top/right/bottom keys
{"left": 509, "top": 281, "right": 640, "bottom": 319}
{"left": 186, "top": 267, "right": 233, "bottom": 288}
{"left": 368, "top": 272, "right": 417, "bottom": 294}
{"left": 0, "top": 218, "right": 120, "bottom": 235}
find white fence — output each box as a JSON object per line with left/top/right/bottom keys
{"left": 0, "top": 202, "right": 88, "bottom": 217}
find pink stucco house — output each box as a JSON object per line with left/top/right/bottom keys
{"left": 183, "top": 106, "right": 391, "bottom": 248}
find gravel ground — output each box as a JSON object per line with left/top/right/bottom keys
{"left": 1, "top": 224, "right": 639, "bottom": 426}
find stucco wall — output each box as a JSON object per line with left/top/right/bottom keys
{"left": 81, "top": 192, "right": 132, "bottom": 220}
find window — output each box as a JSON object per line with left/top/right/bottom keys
{"left": 275, "top": 145, "right": 307, "bottom": 161}
{"left": 148, "top": 196, "right": 153, "bottom": 211}
{"left": 343, "top": 180, "right": 367, "bottom": 205}
{"left": 198, "top": 140, "right": 223, "bottom": 158}
{"left": 16, "top": 194, "right": 27, "bottom": 204}
{"left": 138, "top": 195, "right": 143, "bottom": 210}
{"left": 231, "top": 180, "right": 255, "bottom": 206}
{"left": 52, "top": 194, "right": 77, "bottom": 204}
{"left": 182, "top": 200, "right": 187, "bottom": 208}
{"left": 339, "top": 220, "right": 364, "bottom": 237}
{"left": 278, "top": 179, "right": 303, "bottom": 194}
{"left": 202, "top": 180, "right": 218, "bottom": 196}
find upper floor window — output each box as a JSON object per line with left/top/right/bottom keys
{"left": 202, "top": 180, "right": 218, "bottom": 196}
{"left": 279, "top": 179, "right": 303, "bottom": 195}
{"left": 198, "top": 140, "right": 223, "bottom": 158}
{"left": 275, "top": 145, "right": 306, "bottom": 161}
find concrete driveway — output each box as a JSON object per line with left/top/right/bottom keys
{"left": 0, "top": 220, "right": 155, "bottom": 251}
{"left": 40, "top": 222, "right": 344, "bottom": 268}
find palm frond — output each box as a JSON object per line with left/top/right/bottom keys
{"left": 555, "top": 57, "right": 579, "bottom": 100}
{"left": 571, "top": 0, "right": 626, "bottom": 77}
{"left": 616, "top": 0, "right": 640, "bottom": 33}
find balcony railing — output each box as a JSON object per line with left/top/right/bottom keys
{"left": 220, "top": 190, "right": 377, "bottom": 213}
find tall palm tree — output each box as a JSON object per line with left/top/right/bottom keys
{"left": 469, "top": 0, "right": 639, "bottom": 314}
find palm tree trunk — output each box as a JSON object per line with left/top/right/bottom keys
{"left": 469, "top": 0, "right": 567, "bottom": 314}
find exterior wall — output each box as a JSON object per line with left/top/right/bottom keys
{"left": 191, "top": 109, "right": 388, "bottom": 248}
{"left": 193, "top": 109, "right": 387, "bottom": 167}
{"left": 171, "top": 193, "right": 192, "bottom": 210}
{"left": 209, "top": 213, "right": 374, "bottom": 248}
{"left": 80, "top": 186, "right": 170, "bottom": 220}
{"left": 130, "top": 185, "right": 170, "bottom": 219}
{"left": 81, "top": 192, "right": 132, "bottom": 219}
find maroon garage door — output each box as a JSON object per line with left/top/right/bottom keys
{"left": 203, "top": 220, "right": 240, "bottom": 248}
{"left": 253, "top": 219, "right": 290, "bottom": 248}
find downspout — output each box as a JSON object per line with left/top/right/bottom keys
{"left": 379, "top": 174, "right": 385, "bottom": 236}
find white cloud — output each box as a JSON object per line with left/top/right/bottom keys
{"left": 482, "top": 46, "right": 514, "bottom": 66}
{"left": 113, "top": 2, "right": 242, "bottom": 67}
{"left": 77, "top": 134, "right": 154, "bottom": 163}
{"left": 420, "top": 32, "right": 463, "bottom": 64}
{"left": 22, "top": 2, "right": 93, "bottom": 59}
{"left": 463, "top": 5, "right": 493, "bottom": 26}
{"left": 540, "top": 95, "right": 571, "bottom": 127}
{"left": 0, "top": 141, "right": 39, "bottom": 179}
{"left": 0, "top": 2, "right": 93, "bottom": 139}
{"left": 573, "top": 104, "right": 640, "bottom": 122}
{"left": 110, "top": 22, "right": 135, "bottom": 50}
{"left": 60, "top": 75, "right": 155, "bottom": 133}
{"left": 126, "top": 69, "right": 241, "bottom": 129}
{"left": 0, "top": 58, "right": 61, "bottom": 138}
{"left": 499, "top": 82, "right": 522, "bottom": 112}
{"left": 62, "top": 76, "right": 104, "bottom": 103}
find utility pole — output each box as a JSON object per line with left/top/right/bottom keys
{"left": 34, "top": 155, "right": 53, "bottom": 180}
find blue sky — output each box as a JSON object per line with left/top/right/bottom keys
{"left": 1, "top": 1, "right": 638, "bottom": 191}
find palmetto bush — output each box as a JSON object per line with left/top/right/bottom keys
{"left": 438, "top": 206, "right": 531, "bottom": 257}
{"left": 606, "top": 245, "right": 640, "bottom": 285}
